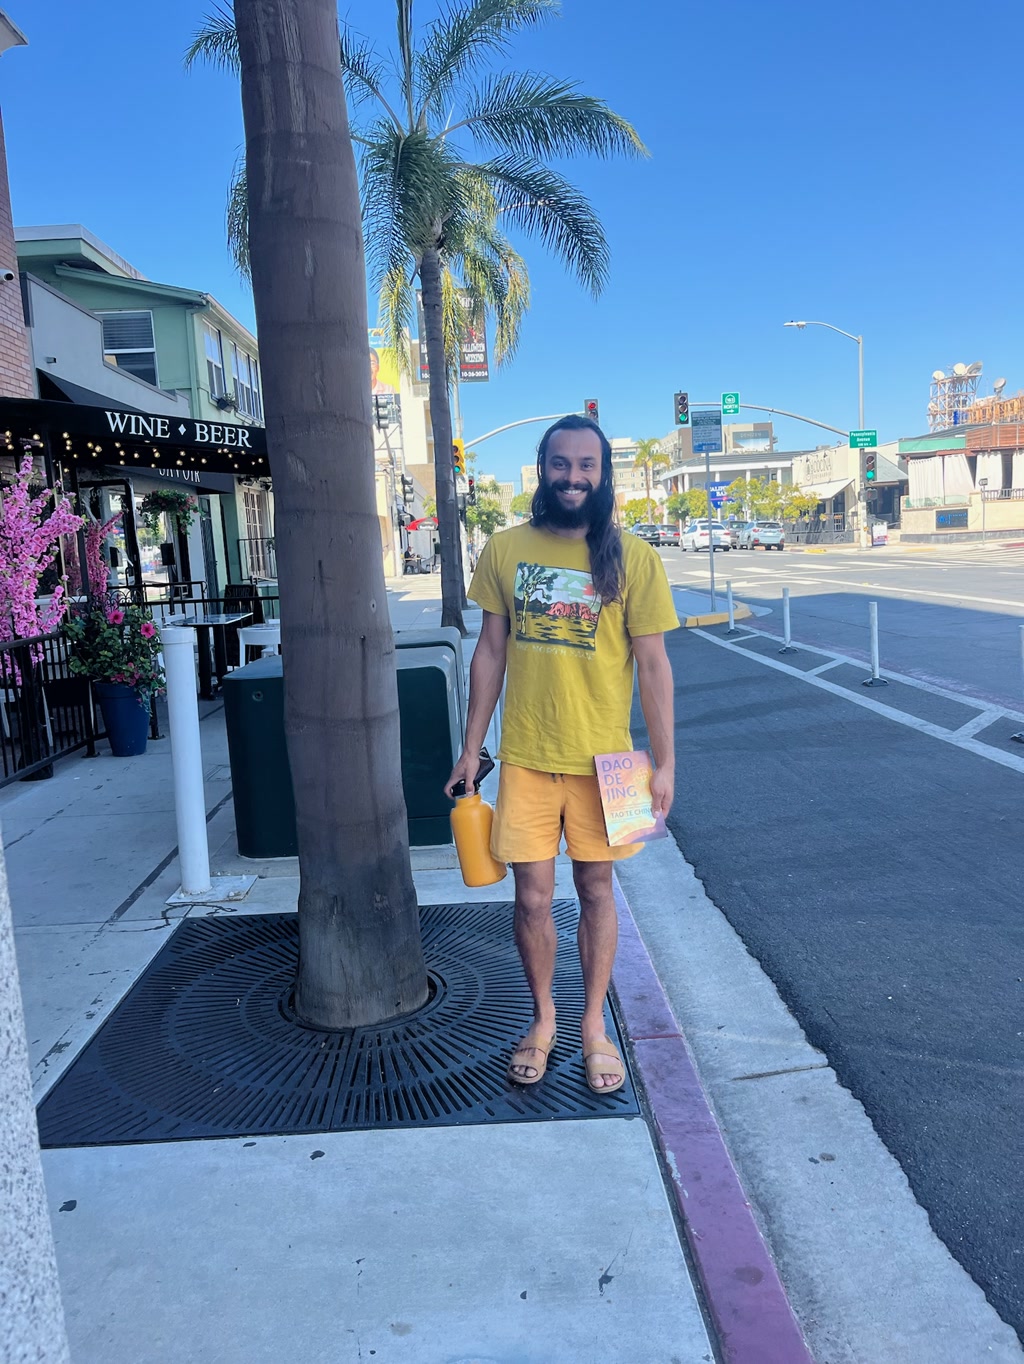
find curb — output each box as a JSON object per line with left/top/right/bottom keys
{"left": 611, "top": 877, "right": 816, "bottom": 1364}
{"left": 683, "top": 604, "right": 753, "bottom": 629}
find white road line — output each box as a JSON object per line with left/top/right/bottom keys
{"left": 759, "top": 574, "right": 1024, "bottom": 610}
{"left": 692, "top": 629, "right": 1024, "bottom": 777}
{"left": 807, "top": 658, "right": 846, "bottom": 676}
{"left": 950, "top": 710, "right": 1004, "bottom": 739}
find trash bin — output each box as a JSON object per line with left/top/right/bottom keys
{"left": 223, "top": 656, "right": 297, "bottom": 858}
{"left": 222, "top": 639, "right": 465, "bottom": 856}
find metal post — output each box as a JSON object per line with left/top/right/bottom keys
{"left": 858, "top": 335, "right": 864, "bottom": 432}
{"left": 160, "top": 627, "right": 256, "bottom": 904}
{"left": 1012, "top": 626, "right": 1024, "bottom": 743}
{"left": 862, "top": 600, "right": 889, "bottom": 687}
{"left": 726, "top": 580, "right": 736, "bottom": 633}
{"left": 779, "top": 586, "right": 796, "bottom": 653}
{"left": 705, "top": 447, "right": 717, "bottom": 611}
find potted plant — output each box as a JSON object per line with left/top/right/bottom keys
{"left": 138, "top": 489, "right": 198, "bottom": 536}
{"left": 63, "top": 598, "right": 165, "bottom": 756}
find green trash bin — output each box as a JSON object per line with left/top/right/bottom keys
{"left": 222, "top": 657, "right": 297, "bottom": 858}
{"left": 223, "top": 643, "right": 464, "bottom": 856}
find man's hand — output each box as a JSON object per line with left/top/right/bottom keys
{"left": 650, "top": 763, "right": 674, "bottom": 819}
{"left": 445, "top": 750, "right": 480, "bottom": 800}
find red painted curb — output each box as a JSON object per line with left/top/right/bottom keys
{"left": 612, "top": 878, "right": 816, "bottom": 1364}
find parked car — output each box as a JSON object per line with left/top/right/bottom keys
{"left": 631, "top": 523, "right": 662, "bottom": 544}
{"left": 738, "top": 520, "right": 785, "bottom": 550}
{"left": 724, "top": 520, "right": 750, "bottom": 548}
{"left": 656, "top": 523, "right": 680, "bottom": 546}
{"left": 681, "top": 520, "right": 731, "bottom": 552}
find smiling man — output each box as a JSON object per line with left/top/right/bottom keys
{"left": 446, "top": 414, "right": 679, "bottom": 1093}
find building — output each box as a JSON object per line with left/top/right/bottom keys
{"left": 521, "top": 463, "right": 538, "bottom": 496}
{"left": 660, "top": 446, "right": 793, "bottom": 497}
{"left": 900, "top": 424, "right": 1024, "bottom": 542}
{"left": 16, "top": 225, "right": 270, "bottom": 599}
{"left": 791, "top": 441, "right": 906, "bottom": 540}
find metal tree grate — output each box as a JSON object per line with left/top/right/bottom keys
{"left": 37, "top": 902, "right": 638, "bottom": 1147}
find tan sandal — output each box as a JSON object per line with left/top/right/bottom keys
{"left": 583, "top": 1039, "right": 626, "bottom": 1095}
{"left": 507, "top": 1034, "right": 556, "bottom": 1086}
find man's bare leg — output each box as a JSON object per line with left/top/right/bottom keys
{"left": 573, "top": 860, "right": 623, "bottom": 1089}
{"left": 509, "top": 860, "right": 558, "bottom": 1080}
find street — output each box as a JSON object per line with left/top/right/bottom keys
{"left": 630, "top": 555, "right": 1024, "bottom": 1338}
{"left": 658, "top": 540, "right": 1024, "bottom": 711}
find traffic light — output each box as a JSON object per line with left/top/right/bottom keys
{"left": 584, "top": 398, "right": 599, "bottom": 424}
{"left": 401, "top": 474, "right": 415, "bottom": 505}
{"left": 674, "top": 392, "right": 690, "bottom": 426}
{"left": 864, "top": 452, "right": 877, "bottom": 483}
{"left": 452, "top": 438, "right": 466, "bottom": 478}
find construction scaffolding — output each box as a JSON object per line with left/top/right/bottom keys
{"left": 958, "top": 391, "right": 1024, "bottom": 427}
{"left": 928, "top": 362, "right": 982, "bottom": 431}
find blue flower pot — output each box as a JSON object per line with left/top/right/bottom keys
{"left": 94, "top": 682, "right": 150, "bottom": 757}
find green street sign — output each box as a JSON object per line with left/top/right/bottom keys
{"left": 722, "top": 391, "right": 741, "bottom": 417}
{"left": 849, "top": 429, "right": 877, "bottom": 449}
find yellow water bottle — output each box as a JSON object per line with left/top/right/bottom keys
{"left": 450, "top": 758, "right": 507, "bottom": 888}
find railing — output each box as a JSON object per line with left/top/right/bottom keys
{"left": 238, "top": 537, "right": 277, "bottom": 581}
{"left": 787, "top": 516, "right": 853, "bottom": 544}
{"left": 982, "top": 487, "right": 1024, "bottom": 501}
{"left": 0, "top": 631, "right": 97, "bottom": 788}
{"left": 902, "top": 495, "right": 969, "bottom": 510}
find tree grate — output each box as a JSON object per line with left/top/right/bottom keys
{"left": 37, "top": 902, "right": 638, "bottom": 1147}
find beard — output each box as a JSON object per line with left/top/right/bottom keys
{"left": 536, "top": 478, "right": 596, "bottom": 530}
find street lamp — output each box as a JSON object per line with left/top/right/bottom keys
{"left": 784, "top": 320, "right": 864, "bottom": 431}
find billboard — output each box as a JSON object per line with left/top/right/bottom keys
{"left": 368, "top": 329, "right": 400, "bottom": 395}
{"left": 416, "top": 291, "right": 490, "bottom": 384}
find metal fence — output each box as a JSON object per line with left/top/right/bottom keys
{"left": 786, "top": 517, "right": 854, "bottom": 545}
{"left": 0, "top": 631, "right": 97, "bottom": 787}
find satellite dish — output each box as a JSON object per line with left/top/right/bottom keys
{"left": 931, "top": 370, "right": 945, "bottom": 381}
{"left": 953, "top": 363, "right": 967, "bottom": 375}
{"left": 994, "top": 377, "right": 1007, "bottom": 394}
{"left": 967, "top": 361, "right": 983, "bottom": 375}
{"left": 927, "top": 402, "right": 939, "bottom": 413}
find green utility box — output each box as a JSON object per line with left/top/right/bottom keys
{"left": 222, "top": 657, "right": 298, "bottom": 858}
{"left": 222, "top": 636, "right": 465, "bottom": 857}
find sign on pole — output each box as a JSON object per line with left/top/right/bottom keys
{"left": 722, "top": 392, "right": 741, "bottom": 417}
{"left": 691, "top": 409, "right": 723, "bottom": 454}
{"left": 849, "top": 429, "right": 878, "bottom": 449}
{"left": 708, "top": 480, "right": 730, "bottom": 508}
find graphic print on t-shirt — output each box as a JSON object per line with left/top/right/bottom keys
{"left": 513, "top": 562, "right": 603, "bottom": 650}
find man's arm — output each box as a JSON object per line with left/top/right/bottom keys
{"left": 632, "top": 632, "right": 675, "bottom": 818}
{"left": 444, "top": 610, "right": 510, "bottom": 797}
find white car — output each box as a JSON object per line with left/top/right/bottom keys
{"left": 681, "top": 520, "right": 731, "bottom": 552}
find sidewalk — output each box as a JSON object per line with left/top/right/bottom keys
{"left": 4, "top": 583, "right": 807, "bottom": 1364}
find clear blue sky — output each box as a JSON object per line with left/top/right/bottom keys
{"left": 5, "top": 1, "right": 1023, "bottom": 487}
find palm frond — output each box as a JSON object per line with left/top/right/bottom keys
{"left": 459, "top": 237, "right": 530, "bottom": 367}
{"left": 440, "top": 270, "right": 465, "bottom": 378}
{"left": 339, "top": 27, "right": 404, "bottom": 127}
{"left": 469, "top": 155, "right": 609, "bottom": 296}
{"left": 445, "top": 72, "right": 647, "bottom": 159}
{"left": 361, "top": 123, "right": 463, "bottom": 289}
{"left": 226, "top": 157, "right": 250, "bottom": 280}
{"left": 396, "top": 0, "right": 416, "bottom": 126}
{"left": 416, "top": 0, "right": 557, "bottom": 122}
{"left": 184, "top": 4, "right": 239, "bottom": 73}
{"left": 378, "top": 265, "right": 417, "bottom": 379}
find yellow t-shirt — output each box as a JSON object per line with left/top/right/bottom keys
{"left": 468, "top": 524, "right": 680, "bottom": 776}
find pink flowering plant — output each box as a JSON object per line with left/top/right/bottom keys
{"left": 0, "top": 453, "right": 84, "bottom": 646}
{"left": 64, "top": 596, "right": 165, "bottom": 702}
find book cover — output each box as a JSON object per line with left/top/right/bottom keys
{"left": 594, "top": 750, "right": 667, "bottom": 847}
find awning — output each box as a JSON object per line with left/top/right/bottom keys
{"left": 801, "top": 477, "right": 852, "bottom": 500}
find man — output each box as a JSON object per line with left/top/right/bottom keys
{"left": 446, "top": 415, "right": 678, "bottom": 1092}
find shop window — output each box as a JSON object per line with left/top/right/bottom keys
{"left": 99, "top": 311, "right": 158, "bottom": 386}
{"left": 204, "top": 321, "right": 226, "bottom": 399}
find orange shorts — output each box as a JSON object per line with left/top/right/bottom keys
{"left": 491, "top": 763, "right": 643, "bottom": 864}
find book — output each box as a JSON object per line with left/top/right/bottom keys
{"left": 594, "top": 750, "right": 667, "bottom": 847}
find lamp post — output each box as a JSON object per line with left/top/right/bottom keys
{"left": 784, "top": 319, "right": 864, "bottom": 431}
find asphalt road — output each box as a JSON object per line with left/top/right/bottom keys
{"left": 656, "top": 540, "right": 1024, "bottom": 710}
{"left": 632, "top": 624, "right": 1024, "bottom": 1338}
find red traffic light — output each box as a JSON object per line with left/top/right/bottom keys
{"left": 584, "top": 398, "right": 600, "bottom": 424}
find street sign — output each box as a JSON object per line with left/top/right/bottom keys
{"left": 849, "top": 429, "right": 877, "bottom": 449}
{"left": 722, "top": 392, "right": 740, "bottom": 417}
{"left": 708, "top": 480, "right": 730, "bottom": 508}
{"left": 691, "top": 409, "right": 723, "bottom": 454}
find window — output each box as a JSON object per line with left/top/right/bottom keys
{"left": 99, "top": 311, "right": 158, "bottom": 386}
{"left": 242, "top": 487, "right": 272, "bottom": 577}
{"left": 204, "top": 322, "right": 226, "bottom": 399}
{"left": 231, "top": 344, "right": 263, "bottom": 420}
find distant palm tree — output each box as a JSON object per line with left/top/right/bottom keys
{"left": 633, "top": 437, "right": 671, "bottom": 521}
{"left": 187, "top": 0, "right": 646, "bottom": 632}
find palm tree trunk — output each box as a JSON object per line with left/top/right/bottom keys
{"left": 419, "top": 246, "right": 466, "bottom": 634}
{"left": 235, "top": 0, "right": 427, "bottom": 1028}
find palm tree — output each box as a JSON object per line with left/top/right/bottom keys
{"left": 633, "top": 437, "right": 670, "bottom": 521}
{"left": 187, "top": 0, "right": 646, "bottom": 633}
{"left": 233, "top": 0, "right": 427, "bottom": 1030}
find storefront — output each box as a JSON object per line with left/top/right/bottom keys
{"left": 0, "top": 396, "right": 268, "bottom": 602}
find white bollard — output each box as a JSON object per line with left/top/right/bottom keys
{"left": 161, "top": 627, "right": 213, "bottom": 896}
{"left": 779, "top": 586, "right": 796, "bottom": 653}
{"left": 726, "top": 580, "right": 736, "bottom": 632}
{"left": 862, "top": 600, "right": 889, "bottom": 687}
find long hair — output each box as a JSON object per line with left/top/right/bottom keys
{"left": 531, "top": 414, "right": 624, "bottom": 604}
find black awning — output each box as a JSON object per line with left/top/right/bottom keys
{"left": 0, "top": 396, "right": 268, "bottom": 477}
{"left": 38, "top": 371, "right": 143, "bottom": 410}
